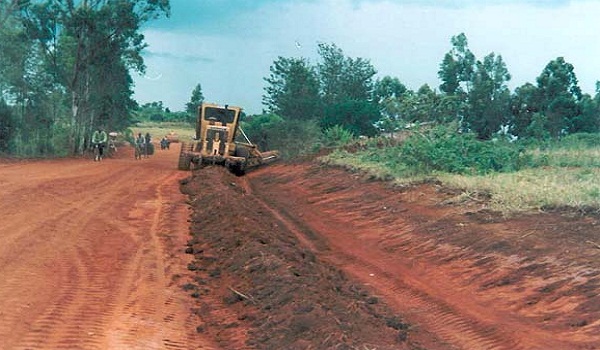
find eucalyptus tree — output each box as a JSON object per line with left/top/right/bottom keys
{"left": 438, "top": 33, "right": 475, "bottom": 96}
{"left": 371, "top": 76, "right": 407, "bottom": 135}
{"left": 438, "top": 33, "right": 476, "bottom": 122}
{"left": 0, "top": 0, "right": 25, "bottom": 27}
{"left": 465, "top": 53, "right": 512, "bottom": 139}
{"left": 341, "top": 55, "right": 377, "bottom": 101}
{"left": 317, "top": 42, "right": 345, "bottom": 106}
{"left": 0, "top": 2, "right": 20, "bottom": 138}
{"left": 263, "top": 56, "right": 321, "bottom": 121}
{"left": 0, "top": 1, "right": 26, "bottom": 85}
{"left": 317, "top": 42, "right": 378, "bottom": 136}
{"left": 536, "top": 57, "right": 582, "bottom": 137}
{"left": 317, "top": 42, "right": 377, "bottom": 104}
{"left": 373, "top": 76, "right": 406, "bottom": 106}
{"left": 372, "top": 75, "right": 408, "bottom": 116}
{"left": 510, "top": 82, "right": 542, "bottom": 138}
{"left": 574, "top": 83, "right": 600, "bottom": 133}
{"left": 20, "top": 0, "right": 170, "bottom": 154}
{"left": 0, "top": 3, "right": 22, "bottom": 101}
{"left": 0, "top": 0, "right": 62, "bottom": 155}
{"left": 185, "top": 83, "right": 204, "bottom": 119}
{"left": 375, "top": 93, "right": 406, "bottom": 136}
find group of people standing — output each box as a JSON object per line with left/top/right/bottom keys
{"left": 135, "top": 132, "right": 152, "bottom": 160}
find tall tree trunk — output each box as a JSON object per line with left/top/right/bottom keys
{"left": 70, "top": 91, "right": 79, "bottom": 154}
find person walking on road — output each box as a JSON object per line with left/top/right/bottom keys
{"left": 144, "top": 132, "right": 152, "bottom": 157}
{"left": 91, "top": 127, "right": 108, "bottom": 161}
{"left": 135, "top": 132, "right": 145, "bottom": 160}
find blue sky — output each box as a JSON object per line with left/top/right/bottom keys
{"left": 132, "top": 0, "right": 600, "bottom": 114}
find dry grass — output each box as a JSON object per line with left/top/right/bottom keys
{"left": 529, "top": 148, "right": 600, "bottom": 168}
{"left": 132, "top": 122, "right": 195, "bottom": 142}
{"left": 320, "top": 149, "right": 600, "bottom": 215}
{"left": 438, "top": 167, "right": 600, "bottom": 214}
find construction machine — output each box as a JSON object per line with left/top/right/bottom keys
{"left": 178, "top": 103, "right": 279, "bottom": 175}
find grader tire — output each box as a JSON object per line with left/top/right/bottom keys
{"left": 234, "top": 146, "right": 250, "bottom": 158}
{"left": 227, "top": 160, "right": 246, "bottom": 176}
{"left": 177, "top": 142, "right": 192, "bottom": 170}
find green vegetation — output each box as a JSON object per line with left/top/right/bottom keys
{"left": 397, "top": 124, "right": 524, "bottom": 175}
{"left": 251, "top": 33, "right": 600, "bottom": 215}
{"left": 241, "top": 115, "right": 322, "bottom": 159}
{"left": 526, "top": 133, "right": 600, "bottom": 168}
{"left": 134, "top": 102, "right": 192, "bottom": 124}
{"left": 0, "top": 0, "right": 169, "bottom": 157}
{"left": 2, "top": 4, "right": 599, "bottom": 217}
{"left": 321, "top": 130, "right": 600, "bottom": 214}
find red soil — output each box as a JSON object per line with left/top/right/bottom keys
{"left": 1, "top": 143, "right": 599, "bottom": 349}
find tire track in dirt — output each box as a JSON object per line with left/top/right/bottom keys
{"left": 7, "top": 166, "right": 146, "bottom": 349}
{"left": 0, "top": 146, "right": 213, "bottom": 350}
{"left": 245, "top": 177, "right": 519, "bottom": 349}
{"left": 1, "top": 167, "right": 135, "bottom": 349}
{"left": 247, "top": 163, "right": 592, "bottom": 349}
{"left": 103, "top": 171, "right": 207, "bottom": 350}
{"left": 324, "top": 249, "right": 523, "bottom": 350}
{"left": 0, "top": 166, "right": 130, "bottom": 264}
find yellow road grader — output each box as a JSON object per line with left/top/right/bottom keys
{"left": 178, "top": 103, "right": 279, "bottom": 175}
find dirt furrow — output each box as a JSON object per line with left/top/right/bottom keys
{"left": 250, "top": 187, "right": 521, "bottom": 349}
{"left": 247, "top": 163, "right": 600, "bottom": 349}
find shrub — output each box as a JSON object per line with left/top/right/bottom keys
{"left": 525, "top": 132, "right": 600, "bottom": 168}
{"left": 554, "top": 133, "right": 600, "bottom": 149}
{"left": 322, "top": 125, "right": 355, "bottom": 147}
{"left": 399, "top": 124, "right": 524, "bottom": 175}
{"left": 242, "top": 114, "right": 322, "bottom": 159}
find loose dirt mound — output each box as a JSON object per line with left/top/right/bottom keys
{"left": 180, "top": 166, "right": 412, "bottom": 350}
{"left": 181, "top": 161, "right": 600, "bottom": 349}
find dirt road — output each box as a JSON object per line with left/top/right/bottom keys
{"left": 0, "top": 146, "right": 211, "bottom": 349}
{"left": 2, "top": 144, "right": 600, "bottom": 349}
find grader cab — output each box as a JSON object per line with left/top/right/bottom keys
{"left": 177, "top": 103, "right": 279, "bottom": 175}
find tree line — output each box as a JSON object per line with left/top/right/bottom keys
{"left": 0, "top": 0, "right": 169, "bottom": 156}
{"left": 134, "top": 83, "right": 204, "bottom": 124}
{"left": 2, "top": 1, "right": 599, "bottom": 159}
{"left": 256, "top": 33, "right": 600, "bottom": 154}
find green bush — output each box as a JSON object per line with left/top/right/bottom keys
{"left": 399, "top": 124, "right": 524, "bottom": 175}
{"left": 322, "top": 125, "right": 355, "bottom": 147}
{"left": 124, "top": 128, "right": 136, "bottom": 144}
{"left": 553, "top": 133, "right": 600, "bottom": 149}
{"left": 242, "top": 114, "right": 322, "bottom": 159}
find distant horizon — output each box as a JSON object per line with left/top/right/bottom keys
{"left": 132, "top": 0, "right": 600, "bottom": 114}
